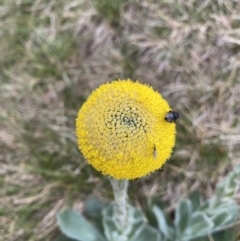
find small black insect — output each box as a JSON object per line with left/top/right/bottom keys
{"left": 165, "top": 111, "right": 180, "bottom": 123}
{"left": 153, "top": 145, "right": 157, "bottom": 159}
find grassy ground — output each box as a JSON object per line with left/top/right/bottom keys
{"left": 1, "top": 0, "right": 240, "bottom": 240}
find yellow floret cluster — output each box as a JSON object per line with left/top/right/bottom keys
{"left": 76, "top": 79, "right": 176, "bottom": 179}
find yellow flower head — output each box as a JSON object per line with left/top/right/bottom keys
{"left": 76, "top": 79, "right": 176, "bottom": 180}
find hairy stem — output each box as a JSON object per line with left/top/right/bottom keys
{"left": 109, "top": 177, "right": 129, "bottom": 232}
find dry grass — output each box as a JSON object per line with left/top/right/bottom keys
{"left": 0, "top": 0, "right": 240, "bottom": 240}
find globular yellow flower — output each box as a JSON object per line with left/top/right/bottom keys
{"left": 76, "top": 79, "right": 176, "bottom": 180}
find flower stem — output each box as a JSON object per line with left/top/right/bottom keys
{"left": 109, "top": 177, "right": 129, "bottom": 232}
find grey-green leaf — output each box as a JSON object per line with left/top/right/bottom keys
{"left": 215, "top": 164, "right": 240, "bottom": 198}
{"left": 57, "top": 209, "right": 107, "bottom": 241}
{"left": 211, "top": 211, "right": 232, "bottom": 227}
{"left": 152, "top": 205, "right": 175, "bottom": 239}
{"left": 102, "top": 203, "right": 145, "bottom": 241}
{"left": 84, "top": 197, "right": 104, "bottom": 218}
{"left": 53, "top": 234, "right": 78, "bottom": 241}
{"left": 129, "top": 224, "right": 162, "bottom": 241}
{"left": 185, "top": 211, "right": 214, "bottom": 236}
{"left": 174, "top": 199, "right": 192, "bottom": 234}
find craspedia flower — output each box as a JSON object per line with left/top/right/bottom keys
{"left": 76, "top": 79, "right": 176, "bottom": 180}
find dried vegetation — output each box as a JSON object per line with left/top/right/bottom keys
{"left": 0, "top": 0, "right": 240, "bottom": 240}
